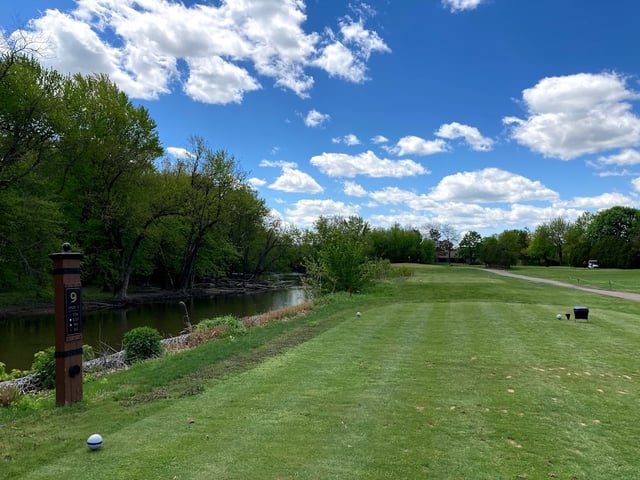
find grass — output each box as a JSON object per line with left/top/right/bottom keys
{"left": 509, "top": 265, "right": 640, "bottom": 293}
{"left": 1, "top": 265, "right": 640, "bottom": 479}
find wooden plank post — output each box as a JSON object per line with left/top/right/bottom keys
{"left": 49, "top": 243, "right": 84, "bottom": 407}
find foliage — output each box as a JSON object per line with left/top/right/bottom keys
{"left": 304, "top": 216, "right": 374, "bottom": 295}
{"left": 30, "top": 344, "right": 96, "bottom": 389}
{"left": 196, "top": 315, "right": 247, "bottom": 337}
{"left": 0, "top": 361, "right": 28, "bottom": 381}
{"left": 123, "top": 327, "right": 163, "bottom": 364}
{"left": 458, "top": 230, "right": 482, "bottom": 264}
{"left": 30, "top": 346, "right": 56, "bottom": 389}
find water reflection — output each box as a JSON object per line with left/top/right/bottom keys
{"left": 0, "top": 288, "right": 306, "bottom": 371}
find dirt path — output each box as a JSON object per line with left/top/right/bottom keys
{"left": 486, "top": 269, "right": 640, "bottom": 302}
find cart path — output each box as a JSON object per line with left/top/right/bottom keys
{"left": 486, "top": 269, "right": 640, "bottom": 302}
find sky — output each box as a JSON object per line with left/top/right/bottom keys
{"left": 2, "top": 0, "right": 640, "bottom": 237}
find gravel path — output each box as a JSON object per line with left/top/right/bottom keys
{"left": 486, "top": 269, "right": 640, "bottom": 302}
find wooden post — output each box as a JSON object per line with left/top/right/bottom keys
{"left": 49, "top": 243, "right": 84, "bottom": 407}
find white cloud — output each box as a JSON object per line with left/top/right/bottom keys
{"left": 11, "top": 0, "right": 388, "bottom": 103}
{"left": 596, "top": 149, "right": 640, "bottom": 166}
{"left": 442, "top": 0, "right": 488, "bottom": 13}
{"left": 555, "top": 192, "right": 637, "bottom": 210}
{"left": 332, "top": 134, "right": 361, "bottom": 145}
{"left": 248, "top": 177, "right": 267, "bottom": 188}
{"left": 633, "top": 178, "right": 640, "bottom": 192}
{"left": 304, "top": 109, "right": 330, "bottom": 128}
{"left": 388, "top": 136, "right": 448, "bottom": 156}
{"left": 343, "top": 181, "right": 367, "bottom": 197}
{"left": 269, "top": 166, "right": 324, "bottom": 194}
{"left": 504, "top": 72, "right": 640, "bottom": 160}
{"left": 430, "top": 168, "right": 558, "bottom": 203}
{"left": 310, "top": 151, "right": 429, "bottom": 178}
{"left": 166, "top": 146, "right": 193, "bottom": 158}
{"left": 184, "top": 56, "right": 261, "bottom": 104}
{"left": 371, "top": 135, "right": 389, "bottom": 144}
{"left": 313, "top": 16, "right": 390, "bottom": 83}
{"left": 285, "top": 199, "right": 360, "bottom": 227}
{"left": 435, "top": 122, "right": 494, "bottom": 151}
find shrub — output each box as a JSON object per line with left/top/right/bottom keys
{"left": 196, "top": 315, "right": 246, "bottom": 337}
{"left": 30, "top": 345, "right": 97, "bottom": 389}
{"left": 31, "top": 346, "right": 56, "bottom": 389}
{"left": 0, "top": 383, "right": 19, "bottom": 407}
{"left": 0, "top": 362, "right": 28, "bottom": 381}
{"left": 123, "top": 326, "right": 163, "bottom": 364}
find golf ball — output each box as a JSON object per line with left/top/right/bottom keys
{"left": 556, "top": 314, "right": 562, "bottom": 320}
{"left": 87, "top": 434, "right": 103, "bottom": 450}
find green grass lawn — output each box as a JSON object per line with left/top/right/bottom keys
{"left": 509, "top": 265, "right": 640, "bottom": 293}
{"left": 2, "top": 265, "right": 640, "bottom": 479}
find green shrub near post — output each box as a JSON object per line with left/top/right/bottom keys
{"left": 123, "top": 326, "right": 163, "bottom": 364}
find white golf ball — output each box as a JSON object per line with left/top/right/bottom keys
{"left": 356, "top": 311, "right": 362, "bottom": 317}
{"left": 87, "top": 433, "right": 103, "bottom": 450}
{"left": 556, "top": 314, "right": 562, "bottom": 320}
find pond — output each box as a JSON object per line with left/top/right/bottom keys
{"left": 0, "top": 288, "right": 306, "bottom": 372}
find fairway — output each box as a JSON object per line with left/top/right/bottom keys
{"left": 2, "top": 266, "right": 640, "bottom": 479}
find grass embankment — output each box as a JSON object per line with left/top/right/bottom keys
{"left": 1, "top": 265, "right": 640, "bottom": 479}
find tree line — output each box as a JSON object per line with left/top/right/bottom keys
{"left": 2, "top": 50, "right": 638, "bottom": 302}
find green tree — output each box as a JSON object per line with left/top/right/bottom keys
{"left": 57, "top": 74, "right": 165, "bottom": 296}
{"left": 305, "top": 216, "right": 373, "bottom": 294}
{"left": 587, "top": 206, "right": 640, "bottom": 268}
{"left": 458, "top": 231, "right": 482, "bottom": 264}
{"left": 174, "top": 137, "right": 247, "bottom": 290}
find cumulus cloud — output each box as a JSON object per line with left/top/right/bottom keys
{"left": 248, "top": 177, "right": 267, "bottom": 188}
{"left": 310, "top": 151, "right": 429, "bottom": 177}
{"left": 269, "top": 166, "right": 324, "bottom": 194}
{"left": 285, "top": 199, "right": 360, "bottom": 227}
{"left": 388, "top": 136, "right": 448, "bottom": 156}
{"left": 343, "top": 181, "right": 368, "bottom": 197}
{"left": 504, "top": 72, "right": 640, "bottom": 160}
{"left": 166, "top": 147, "right": 193, "bottom": 158}
{"left": 332, "top": 134, "right": 361, "bottom": 145}
{"left": 555, "top": 192, "right": 637, "bottom": 210}
{"left": 633, "top": 178, "right": 640, "bottom": 192}
{"left": 304, "top": 109, "right": 330, "bottom": 128}
{"left": 10, "top": 0, "right": 389, "bottom": 103}
{"left": 313, "top": 15, "right": 390, "bottom": 82}
{"left": 435, "top": 122, "right": 494, "bottom": 151}
{"left": 596, "top": 149, "right": 640, "bottom": 166}
{"left": 371, "top": 135, "right": 389, "bottom": 144}
{"left": 429, "top": 168, "right": 559, "bottom": 203}
{"left": 442, "top": 0, "right": 488, "bottom": 13}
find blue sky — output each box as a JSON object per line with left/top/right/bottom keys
{"left": 2, "top": 0, "right": 640, "bottom": 236}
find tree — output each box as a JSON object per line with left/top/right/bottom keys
{"left": 458, "top": 231, "right": 482, "bottom": 264}
{"left": 587, "top": 206, "right": 640, "bottom": 268}
{"left": 57, "top": 73, "right": 166, "bottom": 297}
{"left": 305, "top": 216, "right": 373, "bottom": 294}
{"left": 0, "top": 53, "right": 65, "bottom": 190}
{"left": 528, "top": 224, "right": 555, "bottom": 266}
{"left": 174, "top": 137, "right": 247, "bottom": 290}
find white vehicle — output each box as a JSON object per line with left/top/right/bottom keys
{"left": 587, "top": 260, "right": 599, "bottom": 269}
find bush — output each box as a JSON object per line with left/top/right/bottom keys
{"left": 30, "top": 345, "right": 97, "bottom": 389}
{"left": 0, "top": 383, "right": 19, "bottom": 407}
{"left": 123, "top": 326, "right": 163, "bottom": 364}
{"left": 0, "top": 362, "right": 28, "bottom": 381}
{"left": 31, "top": 347, "right": 56, "bottom": 389}
{"left": 196, "top": 315, "right": 246, "bottom": 337}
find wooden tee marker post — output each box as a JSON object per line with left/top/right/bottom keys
{"left": 49, "top": 243, "right": 84, "bottom": 407}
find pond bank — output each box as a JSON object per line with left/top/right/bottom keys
{"left": 0, "top": 277, "right": 297, "bottom": 320}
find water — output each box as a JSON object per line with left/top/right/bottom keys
{"left": 0, "top": 288, "right": 306, "bottom": 372}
